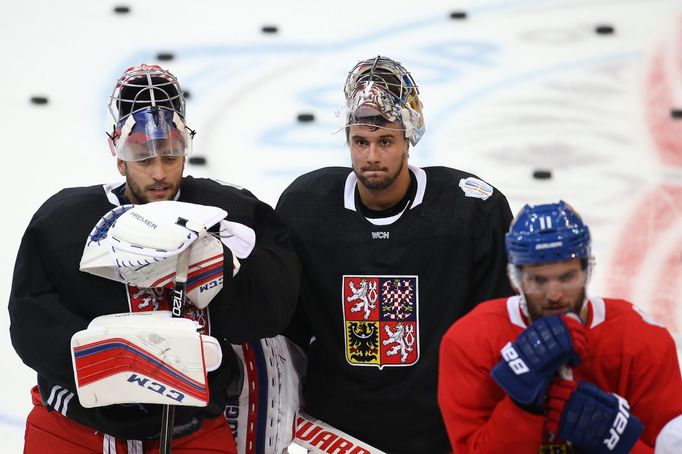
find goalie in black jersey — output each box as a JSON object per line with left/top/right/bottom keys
{"left": 9, "top": 64, "right": 300, "bottom": 453}
{"left": 276, "top": 56, "right": 515, "bottom": 454}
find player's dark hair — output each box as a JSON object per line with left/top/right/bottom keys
{"left": 344, "top": 115, "right": 394, "bottom": 143}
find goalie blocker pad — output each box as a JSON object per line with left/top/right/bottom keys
{"left": 71, "top": 311, "right": 221, "bottom": 408}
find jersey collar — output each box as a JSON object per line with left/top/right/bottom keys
{"left": 505, "top": 295, "right": 606, "bottom": 328}
{"left": 343, "top": 164, "right": 427, "bottom": 217}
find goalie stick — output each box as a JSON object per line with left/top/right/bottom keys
{"left": 159, "top": 217, "right": 192, "bottom": 454}
{"left": 294, "top": 411, "right": 387, "bottom": 454}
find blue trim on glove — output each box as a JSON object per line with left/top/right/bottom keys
{"left": 558, "top": 382, "right": 643, "bottom": 454}
{"left": 490, "top": 315, "right": 580, "bottom": 406}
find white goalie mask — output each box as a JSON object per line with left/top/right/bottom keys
{"left": 107, "top": 64, "right": 195, "bottom": 161}
{"left": 337, "top": 56, "right": 425, "bottom": 146}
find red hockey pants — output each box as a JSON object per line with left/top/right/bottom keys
{"left": 24, "top": 386, "right": 237, "bottom": 454}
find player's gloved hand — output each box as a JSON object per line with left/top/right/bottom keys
{"left": 80, "top": 201, "right": 228, "bottom": 309}
{"left": 490, "top": 314, "right": 587, "bottom": 407}
{"left": 547, "top": 379, "right": 644, "bottom": 454}
{"left": 107, "top": 200, "right": 226, "bottom": 264}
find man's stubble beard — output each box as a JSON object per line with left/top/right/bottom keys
{"left": 354, "top": 153, "right": 406, "bottom": 191}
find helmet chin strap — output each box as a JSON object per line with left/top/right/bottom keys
{"left": 519, "top": 291, "right": 531, "bottom": 319}
{"left": 577, "top": 256, "right": 596, "bottom": 323}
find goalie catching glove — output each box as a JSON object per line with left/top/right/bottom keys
{"left": 71, "top": 311, "right": 222, "bottom": 408}
{"left": 80, "top": 200, "right": 231, "bottom": 309}
{"left": 490, "top": 314, "right": 587, "bottom": 407}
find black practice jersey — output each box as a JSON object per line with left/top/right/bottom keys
{"left": 9, "top": 176, "right": 300, "bottom": 440}
{"left": 276, "top": 166, "right": 514, "bottom": 454}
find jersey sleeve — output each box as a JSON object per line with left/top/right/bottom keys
{"left": 209, "top": 198, "right": 301, "bottom": 343}
{"left": 280, "top": 293, "right": 313, "bottom": 354}
{"left": 273, "top": 188, "right": 314, "bottom": 352}
{"left": 623, "top": 325, "right": 682, "bottom": 447}
{"left": 438, "top": 314, "right": 544, "bottom": 453}
{"left": 9, "top": 215, "right": 90, "bottom": 388}
{"left": 466, "top": 193, "right": 514, "bottom": 312}
{"left": 583, "top": 303, "right": 682, "bottom": 451}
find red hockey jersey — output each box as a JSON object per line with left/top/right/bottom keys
{"left": 438, "top": 296, "right": 682, "bottom": 453}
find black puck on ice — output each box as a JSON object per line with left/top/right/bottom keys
{"left": 449, "top": 11, "right": 468, "bottom": 20}
{"left": 157, "top": 52, "right": 175, "bottom": 61}
{"left": 671, "top": 109, "right": 682, "bottom": 119}
{"left": 595, "top": 25, "right": 615, "bottom": 35}
{"left": 533, "top": 169, "right": 553, "bottom": 180}
{"left": 188, "top": 156, "right": 207, "bottom": 166}
{"left": 261, "top": 25, "right": 278, "bottom": 34}
{"left": 113, "top": 5, "right": 130, "bottom": 14}
{"left": 30, "top": 96, "right": 49, "bottom": 105}
{"left": 183, "top": 89, "right": 191, "bottom": 100}
{"left": 297, "top": 113, "right": 315, "bottom": 123}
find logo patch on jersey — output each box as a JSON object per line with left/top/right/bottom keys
{"left": 459, "top": 177, "right": 493, "bottom": 200}
{"left": 343, "top": 275, "right": 419, "bottom": 368}
{"left": 127, "top": 285, "right": 210, "bottom": 334}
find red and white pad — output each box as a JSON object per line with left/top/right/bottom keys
{"left": 71, "top": 311, "right": 221, "bottom": 408}
{"left": 226, "top": 336, "right": 305, "bottom": 454}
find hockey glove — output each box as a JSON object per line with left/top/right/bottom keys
{"left": 80, "top": 201, "right": 228, "bottom": 309}
{"left": 490, "top": 314, "right": 587, "bottom": 406}
{"left": 547, "top": 379, "right": 643, "bottom": 454}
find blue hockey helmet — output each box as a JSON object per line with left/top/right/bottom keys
{"left": 506, "top": 201, "right": 591, "bottom": 265}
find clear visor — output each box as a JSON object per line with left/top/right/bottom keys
{"left": 114, "top": 107, "right": 192, "bottom": 161}
{"left": 334, "top": 82, "right": 424, "bottom": 145}
{"left": 519, "top": 267, "right": 588, "bottom": 295}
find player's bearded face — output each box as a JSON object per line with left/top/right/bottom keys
{"left": 349, "top": 123, "right": 409, "bottom": 191}
{"left": 117, "top": 141, "right": 185, "bottom": 203}
{"left": 520, "top": 259, "right": 588, "bottom": 321}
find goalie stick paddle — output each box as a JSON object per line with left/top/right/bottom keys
{"left": 159, "top": 218, "right": 192, "bottom": 454}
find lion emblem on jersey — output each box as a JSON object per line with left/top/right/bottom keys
{"left": 343, "top": 275, "right": 419, "bottom": 368}
{"left": 346, "top": 278, "right": 378, "bottom": 319}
